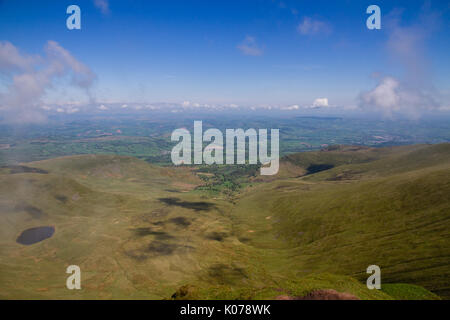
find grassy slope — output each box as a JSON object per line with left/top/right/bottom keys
{"left": 301, "top": 143, "right": 450, "bottom": 180}
{"left": 0, "top": 155, "right": 219, "bottom": 299}
{"left": 228, "top": 143, "right": 450, "bottom": 298}
{"left": 0, "top": 144, "right": 448, "bottom": 299}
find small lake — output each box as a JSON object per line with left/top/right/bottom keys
{"left": 16, "top": 226, "right": 55, "bottom": 245}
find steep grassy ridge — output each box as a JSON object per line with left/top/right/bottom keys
{"left": 230, "top": 143, "right": 450, "bottom": 297}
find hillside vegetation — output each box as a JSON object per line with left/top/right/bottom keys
{"left": 230, "top": 143, "right": 450, "bottom": 297}
{"left": 0, "top": 144, "right": 448, "bottom": 299}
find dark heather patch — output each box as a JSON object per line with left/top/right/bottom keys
{"left": 306, "top": 164, "right": 335, "bottom": 175}
{"left": 126, "top": 241, "right": 194, "bottom": 261}
{"left": 169, "top": 217, "right": 191, "bottom": 227}
{"left": 158, "top": 197, "right": 215, "bottom": 211}
{"left": 146, "top": 241, "right": 178, "bottom": 255}
{"left": 294, "top": 289, "right": 359, "bottom": 300}
{"left": 154, "top": 233, "right": 175, "bottom": 240}
{"left": 131, "top": 227, "right": 174, "bottom": 240}
{"left": 55, "top": 195, "right": 68, "bottom": 203}
{"left": 2, "top": 165, "right": 48, "bottom": 174}
{"left": 207, "top": 264, "right": 248, "bottom": 285}
{"left": 132, "top": 227, "right": 155, "bottom": 236}
{"left": 165, "top": 189, "right": 181, "bottom": 193}
{"left": 206, "top": 232, "right": 228, "bottom": 242}
{"left": 16, "top": 226, "right": 55, "bottom": 245}
{"left": 14, "top": 204, "right": 45, "bottom": 219}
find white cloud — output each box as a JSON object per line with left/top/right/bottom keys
{"left": 297, "top": 17, "right": 332, "bottom": 35}
{"left": 281, "top": 104, "right": 299, "bottom": 111}
{"left": 237, "top": 36, "right": 263, "bottom": 56}
{"left": 0, "top": 41, "right": 39, "bottom": 71}
{"left": 359, "top": 7, "right": 444, "bottom": 118}
{"left": 360, "top": 76, "right": 438, "bottom": 118}
{"left": 46, "top": 41, "right": 96, "bottom": 89}
{"left": 66, "top": 107, "right": 80, "bottom": 114}
{"left": 53, "top": 106, "right": 81, "bottom": 114}
{"left": 313, "top": 98, "right": 329, "bottom": 107}
{"left": 98, "top": 104, "right": 108, "bottom": 110}
{"left": 360, "top": 77, "right": 400, "bottom": 114}
{"left": 121, "top": 104, "right": 128, "bottom": 108}
{"left": 94, "top": 0, "right": 110, "bottom": 15}
{"left": 0, "top": 41, "right": 96, "bottom": 123}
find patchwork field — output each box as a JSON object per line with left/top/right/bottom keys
{"left": 0, "top": 144, "right": 448, "bottom": 299}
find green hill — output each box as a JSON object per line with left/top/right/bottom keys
{"left": 0, "top": 144, "right": 448, "bottom": 299}
{"left": 229, "top": 143, "right": 450, "bottom": 298}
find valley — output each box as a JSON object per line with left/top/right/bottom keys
{"left": 0, "top": 143, "right": 448, "bottom": 300}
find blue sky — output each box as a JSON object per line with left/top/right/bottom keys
{"left": 0, "top": 0, "right": 449, "bottom": 119}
